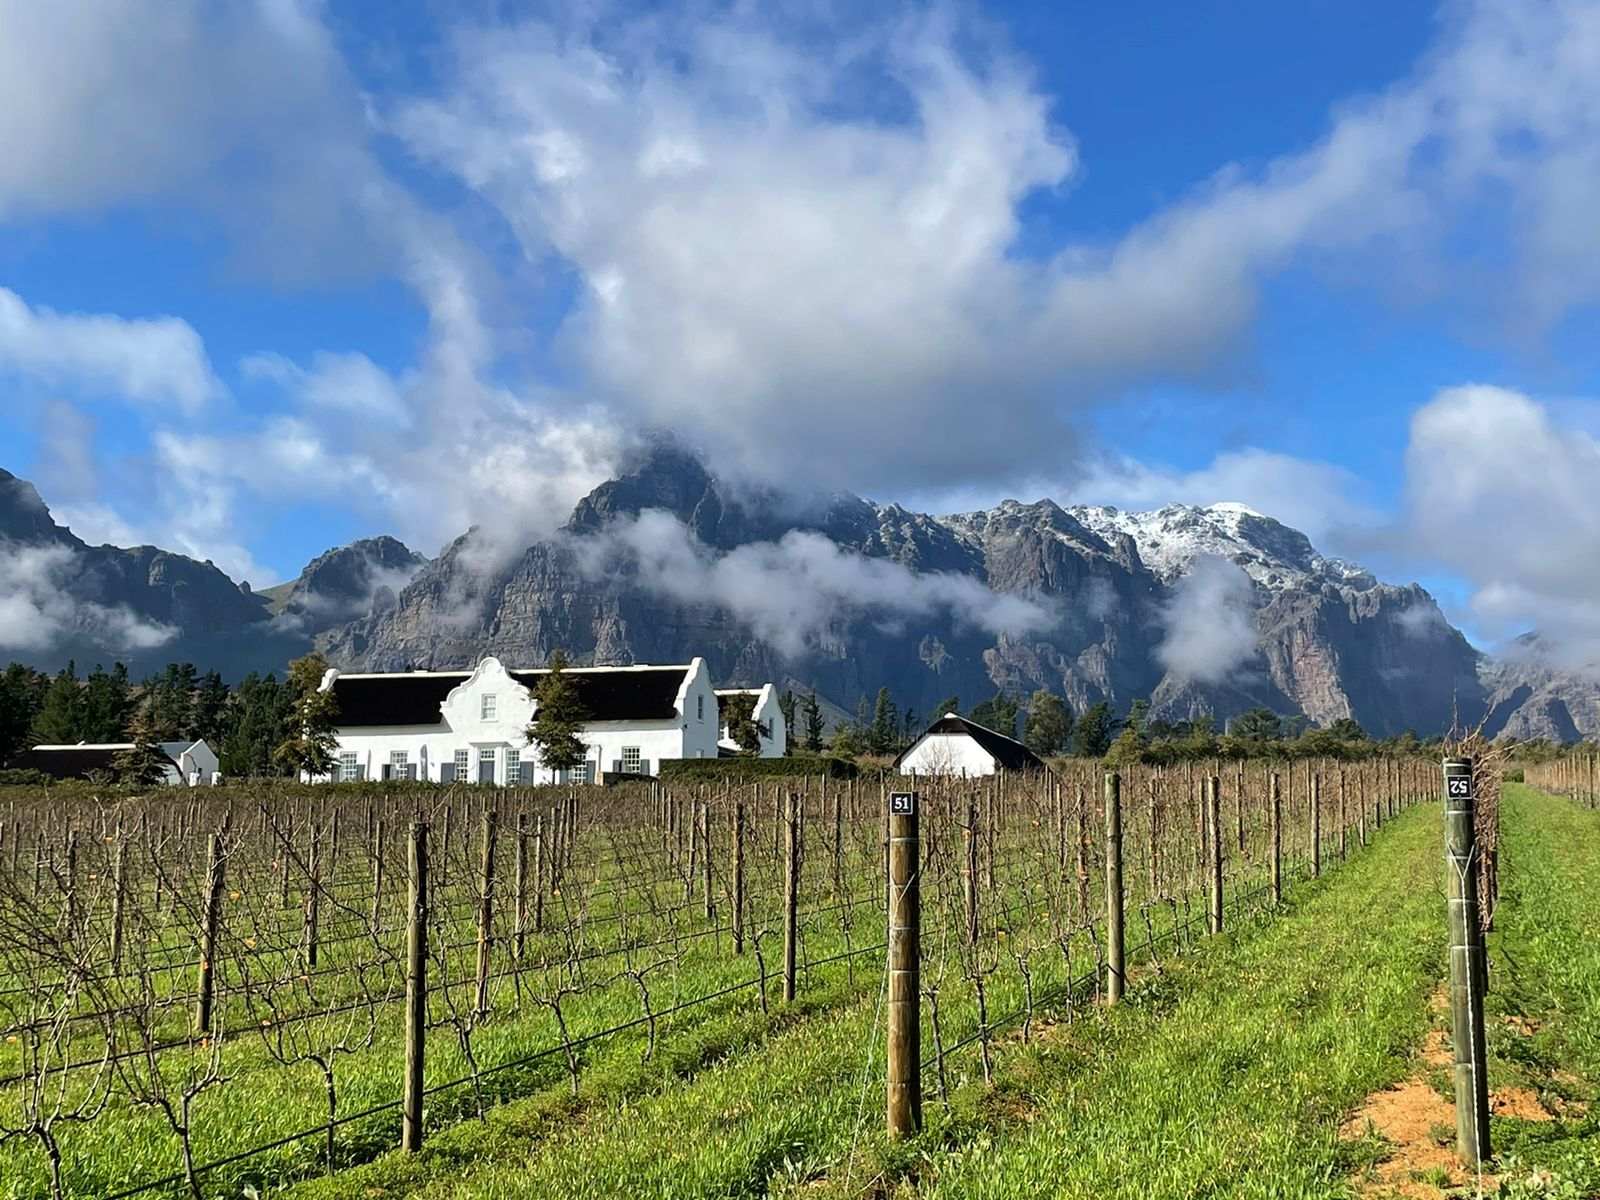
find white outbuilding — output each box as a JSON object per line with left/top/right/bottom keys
{"left": 715, "top": 685, "right": 788, "bottom": 757}
{"left": 14, "top": 740, "right": 221, "bottom": 785}
{"left": 892, "top": 713, "right": 1045, "bottom": 777}
{"left": 318, "top": 656, "right": 784, "bottom": 784}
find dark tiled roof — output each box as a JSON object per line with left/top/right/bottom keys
{"left": 12, "top": 746, "right": 177, "bottom": 781}
{"left": 329, "top": 666, "right": 689, "bottom": 728}
{"left": 893, "top": 713, "right": 1044, "bottom": 772}
{"left": 330, "top": 673, "right": 471, "bottom": 727}
{"left": 510, "top": 668, "right": 687, "bottom": 722}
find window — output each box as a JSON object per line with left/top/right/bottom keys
{"left": 390, "top": 751, "right": 410, "bottom": 780}
{"left": 454, "top": 749, "right": 469, "bottom": 778}
{"left": 479, "top": 746, "right": 497, "bottom": 785}
{"left": 573, "top": 760, "right": 592, "bottom": 785}
{"left": 622, "top": 746, "right": 642, "bottom": 774}
{"left": 697, "top": 694, "right": 704, "bottom": 720}
{"left": 506, "top": 748, "right": 521, "bottom": 784}
{"left": 481, "top": 693, "right": 497, "bottom": 721}
{"left": 340, "top": 752, "right": 359, "bottom": 782}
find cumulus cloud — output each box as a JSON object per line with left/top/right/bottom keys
{"left": 388, "top": 0, "right": 1600, "bottom": 500}
{"left": 0, "top": 288, "right": 220, "bottom": 413}
{"left": 570, "top": 508, "right": 1053, "bottom": 657}
{"left": 1155, "top": 555, "right": 1258, "bottom": 683}
{"left": 0, "top": 544, "right": 175, "bottom": 653}
{"left": 1381, "top": 384, "right": 1600, "bottom": 662}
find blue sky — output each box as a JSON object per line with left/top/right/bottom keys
{"left": 3, "top": 0, "right": 1600, "bottom": 656}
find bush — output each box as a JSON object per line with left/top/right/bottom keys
{"left": 657, "top": 755, "right": 860, "bottom": 781}
{"left": 0, "top": 768, "right": 55, "bottom": 786}
{"left": 1504, "top": 766, "right": 1526, "bottom": 783}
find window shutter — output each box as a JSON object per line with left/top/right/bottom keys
{"left": 611, "top": 760, "right": 623, "bottom": 776}
{"left": 520, "top": 762, "right": 535, "bottom": 785}
{"left": 638, "top": 759, "right": 650, "bottom": 777}
{"left": 441, "top": 763, "right": 455, "bottom": 783}
{"left": 406, "top": 764, "right": 417, "bottom": 781}
{"left": 355, "top": 765, "right": 366, "bottom": 781}
{"left": 380, "top": 764, "right": 391, "bottom": 781}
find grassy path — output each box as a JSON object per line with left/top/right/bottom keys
{"left": 283, "top": 800, "right": 1446, "bottom": 1200}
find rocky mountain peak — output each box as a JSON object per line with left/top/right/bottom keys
{"left": 0, "top": 467, "right": 75, "bottom": 547}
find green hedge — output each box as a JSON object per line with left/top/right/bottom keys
{"left": 656, "top": 755, "right": 860, "bottom": 781}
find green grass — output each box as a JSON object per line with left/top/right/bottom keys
{"left": 263, "top": 800, "right": 1443, "bottom": 1200}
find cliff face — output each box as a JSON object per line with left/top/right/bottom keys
{"left": 319, "top": 447, "right": 1488, "bottom": 736}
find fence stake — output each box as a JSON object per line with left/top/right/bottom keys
{"left": 513, "top": 815, "right": 528, "bottom": 964}
{"left": 109, "top": 833, "right": 127, "bottom": 970}
{"left": 534, "top": 812, "right": 547, "bottom": 933}
{"left": 700, "top": 800, "right": 714, "bottom": 922}
{"left": 732, "top": 800, "right": 746, "bottom": 955}
{"left": 1270, "top": 772, "right": 1282, "bottom": 905}
{"left": 195, "top": 831, "right": 225, "bottom": 1034}
{"left": 303, "top": 821, "right": 321, "bottom": 968}
{"left": 887, "top": 789, "right": 921, "bottom": 1138}
{"left": 402, "top": 821, "right": 428, "bottom": 1153}
{"left": 1105, "top": 771, "right": 1125, "bottom": 1005}
{"left": 1310, "top": 773, "right": 1322, "bottom": 878}
{"left": 783, "top": 792, "right": 800, "bottom": 1003}
{"left": 1442, "top": 758, "right": 1491, "bottom": 1169}
{"left": 1207, "top": 775, "right": 1223, "bottom": 935}
{"left": 371, "top": 818, "right": 385, "bottom": 927}
{"left": 964, "top": 796, "right": 980, "bottom": 947}
{"left": 475, "top": 811, "right": 497, "bottom": 1016}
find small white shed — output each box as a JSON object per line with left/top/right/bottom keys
{"left": 893, "top": 714, "right": 1044, "bottom": 777}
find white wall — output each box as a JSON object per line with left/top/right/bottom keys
{"left": 325, "top": 656, "right": 726, "bottom": 783}
{"left": 717, "top": 683, "right": 788, "bottom": 757}
{"left": 897, "top": 732, "right": 999, "bottom": 777}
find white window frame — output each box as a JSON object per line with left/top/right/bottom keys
{"left": 390, "top": 750, "right": 410, "bottom": 780}
{"left": 453, "top": 748, "right": 470, "bottom": 778}
{"left": 340, "top": 751, "right": 359, "bottom": 782}
{"left": 481, "top": 693, "right": 498, "bottom": 721}
{"left": 506, "top": 747, "right": 521, "bottom": 784}
{"left": 479, "top": 746, "right": 497, "bottom": 785}
{"left": 622, "top": 746, "right": 642, "bottom": 774}
{"left": 573, "top": 760, "right": 592, "bottom": 785}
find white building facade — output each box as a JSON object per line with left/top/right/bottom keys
{"left": 319, "top": 656, "right": 781, "bottom": 784}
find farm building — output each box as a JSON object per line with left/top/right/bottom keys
{"left": 13, "top": 741, "right": 221, "bottom": 785}
{"left": 318, "top": 656, "right": 785, "bottom": 784}
{"left": 892, "top": 713, "right": 1044, "bottom": 777}
{"left": 715, "top": 685, "right": 788, "bottom": 757}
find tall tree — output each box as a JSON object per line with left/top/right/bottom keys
{"left": 0, "top": 664, "right": 47, "bottom": 766}
{"left": 801, "top": 688, "right": 824, "bottom": 752}
{"left": 777, "top": 690, "right": 797, "bottom": 756}
{"left": 191, "top": 670, "right": 232, "bottom": 746}
{"left": 1021, "top": 690, "right": 1073, "bottom": 757}
{"left": 935, "top": 695, "right": 961, "bottom": 719}
{"left": 720, "top": 692, "right": 763, "bottom": 756}
{"left": 1230, "top": 707, "right": 1283, "bottom": 741}
{"left": 145, "top": 662, "right": 199, "bottom": 741}
{"left": 115, "top": 702, "right": 173, "bottom": 785}
{"left": 220, "top": 672, "right": 290, "bottom": 777}
{"left": 81, "top": 663, "right": 134, "bottom": 742}
{"left": 969, "top": 691, "right": 1021, "bottom": 738}
{"left": 31, "top": 662, "right": 84, "bottom": 745}
{"left": 1068, "top": 701, "right": 1119, "bottom": 758}
{"left": 525, "top": 649, "right": 591, "bottom": 775}
{"left": 273, "top": 654, "right": 341, "bottom": 781}
{"left": 869, "top": 687, "right": 899, "bottom": 754}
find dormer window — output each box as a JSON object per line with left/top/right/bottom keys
{"left": 481, "top": 694, "right": 497, "bottom": 721}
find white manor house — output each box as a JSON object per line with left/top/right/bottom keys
{"left": 318, "top": 656, "right": 785, "bottom": 784}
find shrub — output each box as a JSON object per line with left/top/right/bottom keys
{"left": 656, "top": 755, "right": 859, "bottom": 781}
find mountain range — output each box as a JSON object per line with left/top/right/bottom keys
{"left": 0, "top": 450, "right": 1592, "bottom": 740}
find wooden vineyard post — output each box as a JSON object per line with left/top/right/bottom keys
{"left": 195, "top": 831, "right": 225, "bottom": 1035}
{"left": 1442, "top": 758, "right": 1491, "bottom": 1169}
{"left": 372, "top": 818, "right": 386, "bottom": 927}
{"left": 109, "top": 832, "right": 127, "bottom": 970}
{"left": 1105, "top": 771, "right": 1125, "bottom": 1005}
{"left": 964, "top": 796, "right": 980, "bottom": 947}
{"left": 533, "top": 814, "right": 546, "bottom": 933}
{"left": 513, "top": 815, "right": 528, "bottom": 965}
{"left": 476, "top": 811, "right": 497, "bottom": 1016}
{"left": 700, "top": 800, "right": 714, "bottom": 922}
{"left": 1270, "top": 772, "right": 1282, "bottom": 905}
{"left": 303, "top": 820, "right": 321, "bottom": 968}
{"left": 1207, "top": 775, "right": 1223, "bottom": 935}
{"left": 732, "top": 800, "right": 746, "bottom": 955}
{"left": 1310, "top": 773, "right": 1322, "bottom": 878}
{"left": 63, "top": 831, "right": 77, "bottom": 935}
{"left": 1147, "top": 776, "right": 1159, "bottom": 898}
{"left": 783, "top": 792, "right": 800, "bottom": 1003}
{"left": 886, "top": 789, "right": 921, "bottom": 1138}
{"left": 403, "top": 821, "right": 428, "bottom": 1153}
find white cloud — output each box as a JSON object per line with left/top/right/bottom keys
{"left": 0, "top": 288, "right": 220, "bottom": 413}
{"left": 389, "top": 0, "right": 1600, "bottom": 501}
{"left": 0, "top": 544, "right": 175, "bottom": 653}
{"left": 1155, "top": 554, "right": 1258, "bottom": 683}
{"left": 570, "top": 508, "right": 1053, "bottom": 657}
{"left": 1386, "top": 384, "right": 1600, "bottom": 660}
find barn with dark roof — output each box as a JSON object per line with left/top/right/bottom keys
{"left": 892, "top": 713, "right": 1044, "bottom": 776}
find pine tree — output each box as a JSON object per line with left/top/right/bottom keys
{"left": 0, "top": 663, "right": 47, "bottom": 766}
{"left": 31, "top": 662, "right": 84, "bottom": 745}
{"left": 145, "top": 662, "right": 199, "bottom": 741}
{"left": 192, "top": 670, "right": 231, "bottom": 746}
{"left": 273, "top": 654, "right": 341, "bottom": 781}
{"left": 81, "top": 663, "right": 134, "bottom": 742}
{"left": 869, "top": 687, "right": 898, "bottom": 754}
{"left": 1068, "top": 701, "right": 1119, "bottom": 758}
{"left": 1021, "top": 690, "right": 1072, "bottom": 757}
{"left": 720, "top": 692, "right": 762, "bottom": 756}
{"left": 525, "top": 649, "right": 591, "bottom": 775}
{"left": 115, "top": 703, "right": 173, "bottom": 785}
{"left": 777, "top": 691, "right": 797, "bottom": 755}
{"left": 801, "top": 688, "right": 824, "bottom": 752}
{"left": 935, "top": 695, "right": 961, "bottom": 719}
